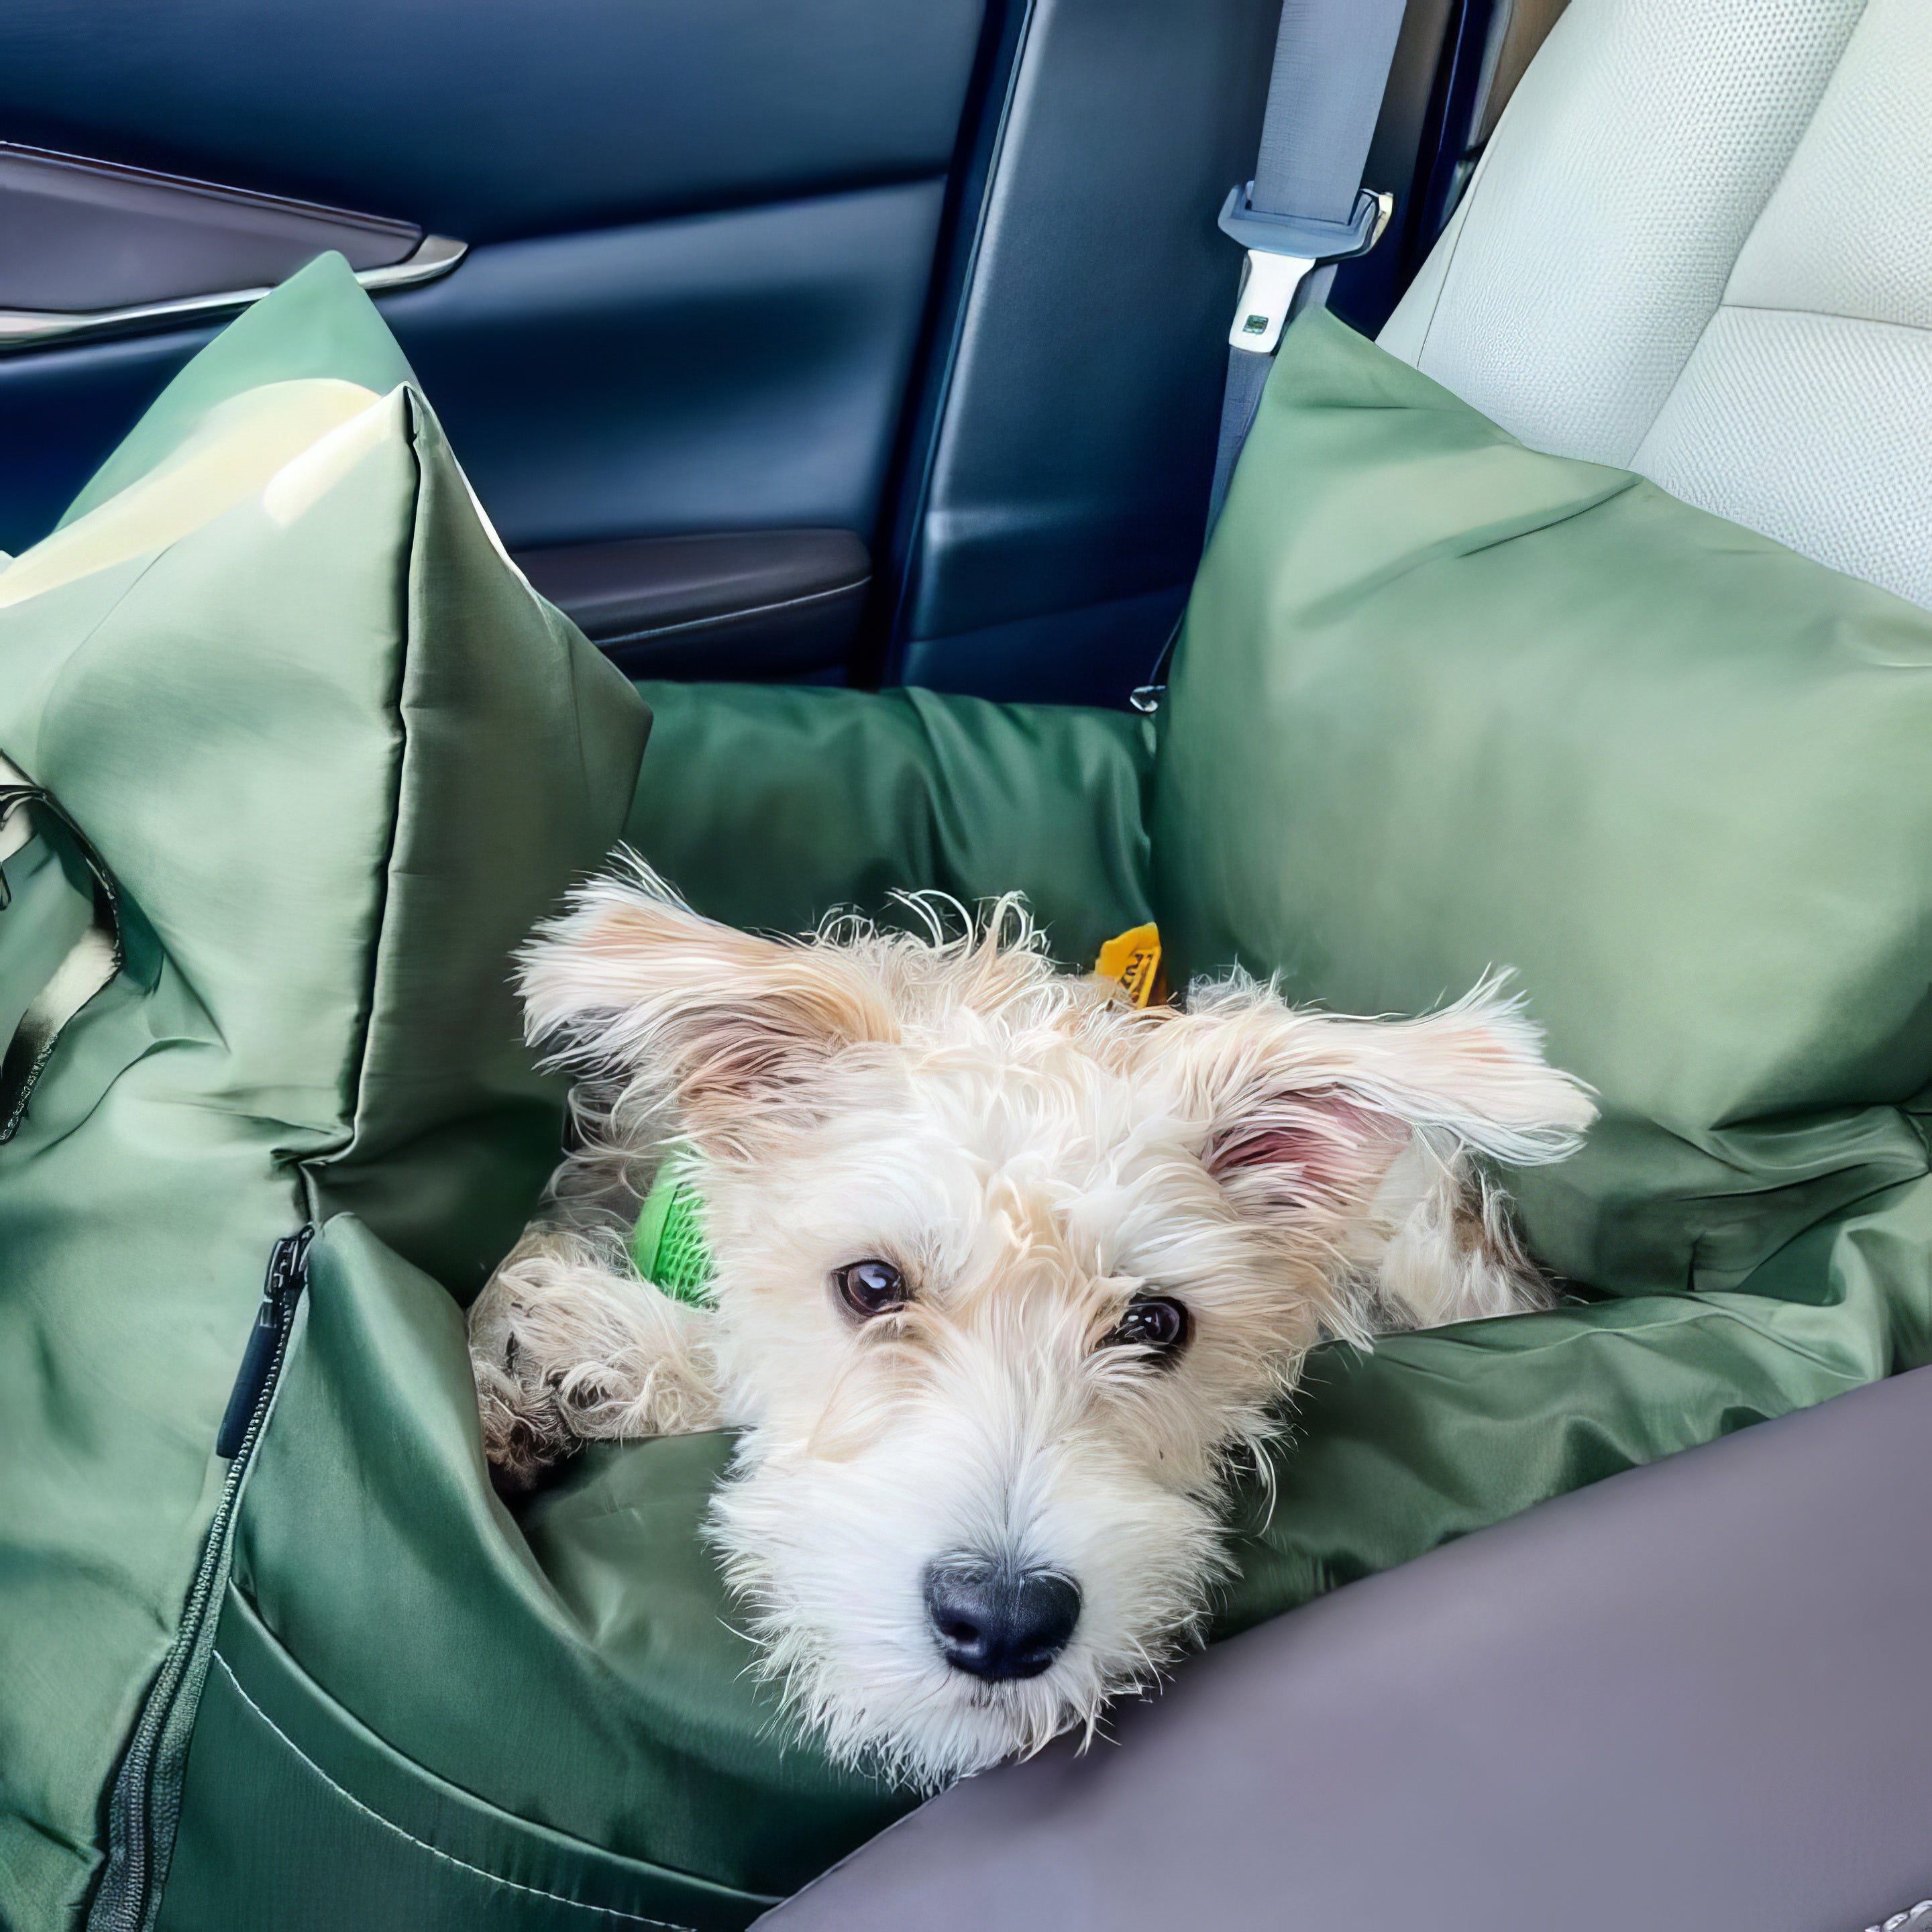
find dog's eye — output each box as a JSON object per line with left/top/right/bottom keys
{"left": 834, "top": 1258, "right": 908, "bottom": 1319}
{"left": 1103, "top": 1295, "right": 1191, "bottom": 1364}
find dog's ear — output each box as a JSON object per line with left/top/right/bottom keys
{"left": 518, "top": 857, "right": 897, "bottom": 1146}
{"left": 1150, "top": 973, "right": 1593, "bottom": 1234}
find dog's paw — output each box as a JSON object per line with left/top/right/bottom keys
{"left": 467, "top": 1226, "right": 720, "bottom": 1489}
{"left": 468, "top": 1274, "right": 578, "bottom": 1492}
{"left": 1366, "top": 1139, "right": 1555, "bottom": 1329}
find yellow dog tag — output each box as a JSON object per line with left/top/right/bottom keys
{"left": 1095, "top": 922, "right": 1166, "bottom": 1008}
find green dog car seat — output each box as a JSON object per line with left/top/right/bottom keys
{"left": 9, "top": 247, "right": 1932, "bottom": 1932}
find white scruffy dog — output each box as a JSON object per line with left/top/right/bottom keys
{"left": 468, "top": 861, "right": 1593, "bottom": 1788}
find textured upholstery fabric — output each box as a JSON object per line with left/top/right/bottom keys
{"left": 1635, "top": 307, "right": 1932, "bottom": 606}
{"left": 1721, "top": 0, "right": 1932, "bottom": 335}
{"left": 1382, "top": 0, "right": 1932, "bottom": 609}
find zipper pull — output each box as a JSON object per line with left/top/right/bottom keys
{"left": 215, "top": 1227, "right": 315, "bottom": 1458}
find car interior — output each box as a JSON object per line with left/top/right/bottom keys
{"left": 4, "top": 0, "right": 1931, "bottom": 1925}
{"left": 0, "top": 0, "right": 1560, "bottom": 708}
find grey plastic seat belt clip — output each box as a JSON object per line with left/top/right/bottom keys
{"left": 1217, "top": 184, "right": 1394, "bottom": 353}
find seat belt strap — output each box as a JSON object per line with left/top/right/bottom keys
{"left": 1130, "top": 0, "right": 1408, "bottom": 715}
{"left": 1206, "top": 0, "right": 1408, "bottom": 527}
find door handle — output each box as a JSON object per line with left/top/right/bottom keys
{"left": 0, "top": 233, "right": 466, "bottom": 353}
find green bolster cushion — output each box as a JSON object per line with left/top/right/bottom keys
{"left": 1151, "top": 309, "right": 1932, "bottom": 1625}
{"left": 1157, "top": 305, "right": 1932, "bottom": 1300}
{"left": 625, "top": 678, "right": 1155, "bottom": 967}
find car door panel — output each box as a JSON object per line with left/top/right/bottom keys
{"left": 382, "top": 184, "right": 945, "bottom": 550}
{"left": 0, "top": 0, "right": 985, "bottom": 242}
{"left": 0, "top": 0, "right": 984, "bottom": 683}
{"left": 0, "top": 184, "right": 936, "bottom": 659}
{"left": 0, "top": 0, "right": 1548, "bottom": 699}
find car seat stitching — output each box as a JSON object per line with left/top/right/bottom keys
{"left": 1703, "top": 299, "right": 1932, "bottom": 339}
{"left": 211, "top": 1652, "right": 698, "bottom": 1931}
{"left": 1625, "top": 0, "right": 1874, "bottom": 469}
{"left": 1413, "top": 168, "right": 1481, "bottom": 366}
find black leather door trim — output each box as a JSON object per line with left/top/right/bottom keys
{"left": 517, "top": 529, "right": 870, "bottom": 682}
{"left": 0, "top": 143, "right": 421, "bottom": 314}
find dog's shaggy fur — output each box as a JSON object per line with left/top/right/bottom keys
{"left": 469, "top": 863, "right": 1593, "bottom": 1788}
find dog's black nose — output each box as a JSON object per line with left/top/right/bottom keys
{"left": 924, "top": 1559, "right": 1081, "bottom": 1681}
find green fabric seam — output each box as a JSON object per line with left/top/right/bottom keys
{"left": 211, "top": 1654, "right": 696, "bottom": 1931}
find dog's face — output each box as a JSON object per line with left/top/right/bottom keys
{"left": 524, "top": 875, "right": 1591, "bottom": 1788}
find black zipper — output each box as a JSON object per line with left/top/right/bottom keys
{"left": 215, "top": 1230, "right": 311, "bottom": 1457}
{"left": 87, "top": 1226, "right": 314, "bottom": 1932}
